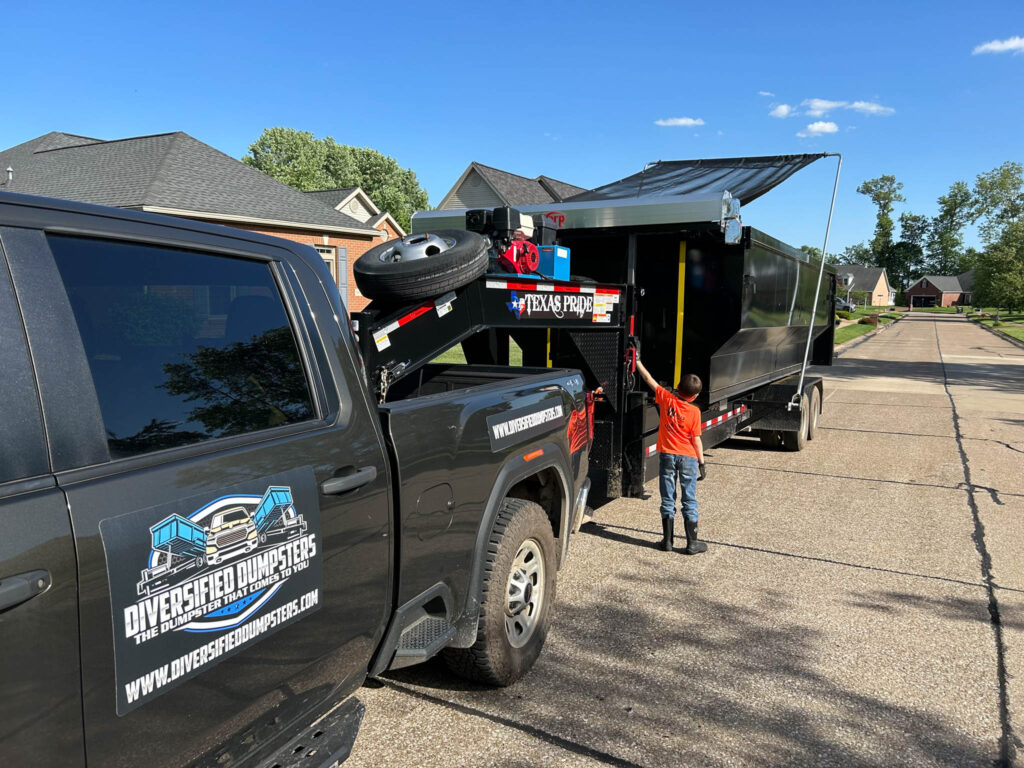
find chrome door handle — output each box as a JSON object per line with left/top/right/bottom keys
{"left": 321, "top": 466, "right": 377, "bottom": 495}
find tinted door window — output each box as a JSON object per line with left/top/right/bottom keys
{"left": 48, "top": 236, "right": 315, "bottom": 459}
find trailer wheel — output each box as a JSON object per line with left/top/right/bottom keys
{"left": 354, "top": 229, "right": 488, "bottom": 302}
{"left": 442, "top": 498, "right": 556, "bottom": 686}
{"left": 807, "top": 387, "right": 821, "bottom": 440}
{"left": 758, "top": 430, "right": 783, "bottom": 449}
{"left": 782, "top": 393, "right": 809, "bottom": 451}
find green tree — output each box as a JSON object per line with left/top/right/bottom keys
{"left": 898, "top": 212, "right": 930, "bottom": 250}
{"left": 856, "top": 175, "right": 905, "bottom": 258}
{"left": 879, "top": 212, "right": 928, "bottom": 291}
{"left": 801, "top": 245, "right": 842, "bottom": 266}
{"left": 925, "top": 181, "right": 973, "bottom": 275}
{"left": 974, "top": 221, "right": 1024, "bottom": 312}
{"left": 243, "top": 127, "right": 429, "bottom": 232}
{"left": 837, "top": 242, "right": 874, "bottom": 266}
{"left": 971, "top": 161, "right": 1024, "bottom": 245}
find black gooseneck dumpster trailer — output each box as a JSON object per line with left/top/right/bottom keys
{"left": 363, "top": 154, "right": 838, "bottom": 506}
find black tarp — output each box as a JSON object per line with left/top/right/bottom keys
{"left": 566, "top": 154, "right": 828, "bottom": 206}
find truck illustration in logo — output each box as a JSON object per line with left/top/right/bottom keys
{"left": 136, "top": 486, "right": 307, "bottom": 597}
{"left": 204, "top": 505, "right": 258, "bottom": 566}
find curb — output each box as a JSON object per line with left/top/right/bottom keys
{"left": 834, "top": 315, "right": 904, "bottom": 357}
{"left": 970, "top": 318, "right": 1024, "bottom": 351}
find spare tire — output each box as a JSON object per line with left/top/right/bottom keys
{"left": 354, "top": 229, "right": 488, "bottom": 302}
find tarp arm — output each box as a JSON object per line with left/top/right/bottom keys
{"left": 790, "top": 153, "right": 842, "bottom": 411}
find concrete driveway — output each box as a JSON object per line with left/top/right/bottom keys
{"left": 346, "top": 314, "right": 1024, "bottom": 768}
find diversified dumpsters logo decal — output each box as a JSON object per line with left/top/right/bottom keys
{"left": 100, "top": 468, "right": 322, "bottom": 715}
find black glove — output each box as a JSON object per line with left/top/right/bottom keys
{"left": 698, "top": 463, "right": 707, "bottom": 481}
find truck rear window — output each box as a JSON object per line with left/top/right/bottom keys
{"left": 48, "top": 235, "right": 316, "bottom": 459}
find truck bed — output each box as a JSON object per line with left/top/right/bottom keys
{"left": 379, "top": 364, "right": 589, "bottom": 615}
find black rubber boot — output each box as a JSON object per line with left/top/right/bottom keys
{"left": 683, "top": 519, "right": 708, "bottom": 555}
{"left": 660, "top": 516, "right": 674, "bottom": 551}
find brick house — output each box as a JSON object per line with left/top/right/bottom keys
{"left": 437, "top": 162, "right": 586, "bottom": 210}
{"left": 833, "top": 265, "right": 896, "bottom": 306}
{"left": 0, "top": 131, "right": 396, "bottom": 311}
{"left": 304, "top": 187, "right": 406, "bottom": 310}
{"left": 905, "top": 270, "right": 975, "bottom": 307}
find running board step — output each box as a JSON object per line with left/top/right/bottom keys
{"left": 390, "top": 615, "right": 456, "bottom": 670}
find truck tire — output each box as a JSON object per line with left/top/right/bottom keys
{"left": 354, "top": 229, "right": 488, "bottom": 302}
{"left": 758, "top": 430, "right": 782, "bottom": 449}
{"left": 807, "top": 386, "right": 821, "bottom": 440}
{"left": 443, "top": 498, "right": 556, "bottom": 686}
{"left": 782, "top": 393, "right": 809, "bottom": 452}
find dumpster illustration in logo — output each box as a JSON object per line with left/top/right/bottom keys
{"left": 136, "top": 486, "right": 306, "bottom": 596}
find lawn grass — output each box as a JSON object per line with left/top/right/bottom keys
{"left": 834, "top": 323, "right": 876, "bottom": 345}
{"left": 432, "top": 339, "right": 524, "bottom": 366}
{"left": 999, "top": 326, "right": 1024, "bottom": 342}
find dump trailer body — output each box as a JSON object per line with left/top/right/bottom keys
{"left": 150, "top": 514, "right": 206, "bottom": 556}
{"left": 413, "top": 162, "right": 836, "bottom": 504}
{"left": 252, "top": 486, "right": 294, "bottom": 533}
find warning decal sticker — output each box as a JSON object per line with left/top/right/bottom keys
{"left": 99, "top": 466, "right": 322, "bottom": 715}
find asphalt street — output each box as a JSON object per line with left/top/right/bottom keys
{"left": 346, "top": 314, "right": 1024, "bottom": 768}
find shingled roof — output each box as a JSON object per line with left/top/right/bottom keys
{"left": 916, "top": 275, "right": 965, "bottom": 293}
{"left": 438, "top": 162, "right": 587, "bottom": 209}
{"left": 0, "top": 132, "right": 378, "bottom": 235}
{"left": 303, "top": 187, "right": 360, "bottom": 208}
{"left": 833, "top": 265, "right": 889, "bottom": 290}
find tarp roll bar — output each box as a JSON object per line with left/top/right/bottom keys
{"left": 790, "top": 153, "right": 842, "bottom": 411}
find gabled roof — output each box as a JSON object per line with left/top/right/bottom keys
{"left": 915, "top": 275, "right": 964, "bottom": 293}
{"left": 833, "top": 265, "right": 890, "bottom": 291}
{"left": 958, "top": 268, "right": 975, "bottom": 292}
{"left": 304, "top": 187, "right": 360, "bottom": 208}
{"left": 0, "top": 132, "right": 379, "bottom": 235}
{"left": 303, "top": 185, "right": 406, "bottom": 237}
{"left": 438, "top": 162, "right": 587, "bottom": 209}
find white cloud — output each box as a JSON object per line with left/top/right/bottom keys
{"left": 849, "top": 100, "right": 895, "bottom": 115}
{"left": 759, "top": 90, "right": 775, "bottom": 97}
{"left": 769, "top": 103, "right": 795, "bottom": 118}
{"left": 802, "top": 98, "right": 847, "bottom": 116}
{"left": 654, "top": 117, "right": 705, "bottom": 127}
{"left": 797, "top": 121, "right": 839, "bottom": 138}
{"left": 972, "top": 35, "right": 1024, "bottom": 55}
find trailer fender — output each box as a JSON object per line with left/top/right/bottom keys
{"left": 450, "top": 443, "right": 571, "bottom": 648}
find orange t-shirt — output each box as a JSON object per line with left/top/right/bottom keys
{"left": 655, "top": 386, "right": 702, "bottom": 458}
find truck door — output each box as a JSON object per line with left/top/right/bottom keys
{"left": 7, "top": 228, "right": 391, "bottom": 768}
{"left": 0, "top": 235, "right": 84, "bottom": 767}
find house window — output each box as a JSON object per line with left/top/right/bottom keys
{"left": 315, "top": 245, "right": 337, "bottom": 284}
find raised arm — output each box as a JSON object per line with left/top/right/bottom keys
{"left": 634, "top": 357, "right": 659, "bottom": 393}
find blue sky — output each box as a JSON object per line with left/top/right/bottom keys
{"left": 2, "top": 0, "right": 1021, "bottom": 253}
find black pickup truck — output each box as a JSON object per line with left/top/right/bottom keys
{"left": 0, "top": 191, "right": 592, "bottom": 768}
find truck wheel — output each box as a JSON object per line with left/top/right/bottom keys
{"left": 354, "top": 229, "right": 488, "bottom": 302}
{"left": 807, "top": 387, "right": 821, "bottom": 440}
{"left": 782, "top": 393, "right": 809, "bottom": 451}
{"left": 443, "top": 498, "right": 556, "bottom": 686}
{"left": 758, "top": 430, "right": 782, "bottom": 449}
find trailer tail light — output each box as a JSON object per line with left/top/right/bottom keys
{"left": 523, "top": 448, "right": 544, "bottom": 462}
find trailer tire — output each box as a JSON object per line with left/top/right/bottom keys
{"left": 807, "top": 387, "right": 821, "bottom": 440}
{"left": 354, "top": 229, "right": 488, "bottom": 302}
{"left": 442, "top": 498, "right": 556, "bottom": 686}
{"left": 782, "top": 393, "right": 809, "bottom": 452}
{"left": 758, "top": 430, "right": 783, "bottom": 449}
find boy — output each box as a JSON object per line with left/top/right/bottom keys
{"left": 635, "top": 357, "right": 707, "bottom": 555}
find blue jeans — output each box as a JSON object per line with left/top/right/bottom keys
{"left": 659, "top": 453, "right": 699, "bottom": 523}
